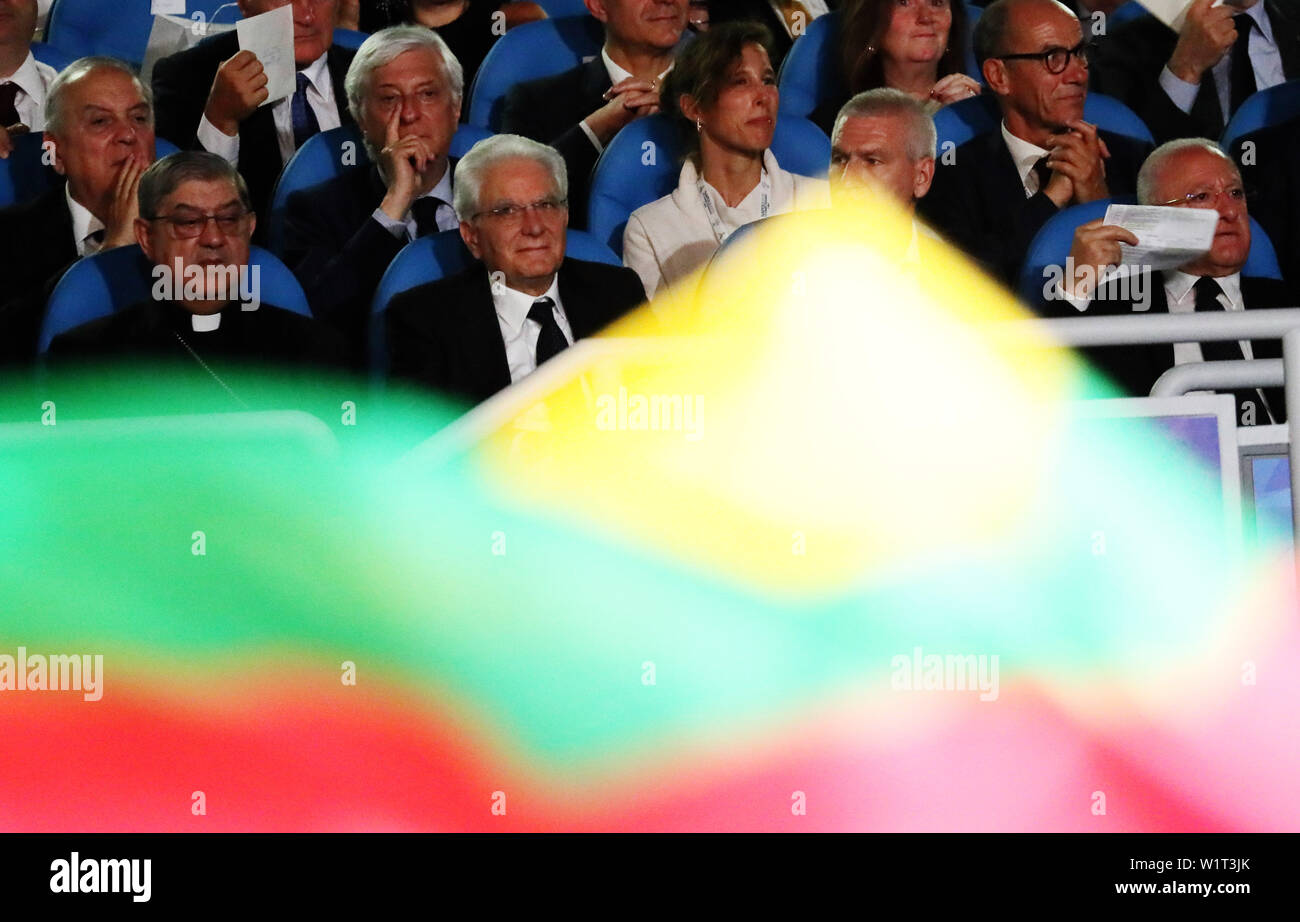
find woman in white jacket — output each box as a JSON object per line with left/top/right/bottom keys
{"left": 622, "top": 21, "right": 830, "bottom": 301}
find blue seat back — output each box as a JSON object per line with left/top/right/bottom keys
{"left": 778, "top": 7, "right": 983, "bottom": 118}
{"left": 1222, "top": 79, "right": 1300, "bottom": 152}
{"left": 466, "top": 15, "right": 604, "bottom": 129}
{"left": 265, "top": 123, "right": 492, "bottom": 256}
{"left": 534, "top": 0, "right": 591, "bottom": 16}
{"left": 46, "top": 0, "right": 236, "bottom": 67}
{"left": 331, "top": 27, "right": 369, "bottom": 51}
{"left": 369, "top": 228, "right": 619, "bottom": 369}
{"left": 0, "top": 136, "right": 179, "bottom": 208}
{"left": 1107, "top": 1, "right": 1149, "bottom": 27}
{"left": 1016, "top": 198, "right": 1281, "bottom": 302}
{"left": 586, "top": 113, "right": 829, "bottom": 257}
{"left": 935, "top": 91, "right": 1153, "bottom": 154}
{"left": 30, "top": 41, "right": 75, "bottom": 71}
{"left": 40, "top": 244, "right": 311, "bottom": 353}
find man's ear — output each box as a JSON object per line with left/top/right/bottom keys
{"left": 983, "top": 58, "right": 1010, "bottom": 96}
{"left": 134, "top": 217, "right": 153, "bottom": 258}
{"left": 459, "top": 219, "right": 481, "bottom": 260}
{"left": 44, "top": 133, "right": 65, "bottom": 176}
{"left": 585, "top": 0, "right": 608, "bottom": 25}
{"left": 245, "top": 211, "right": 257, "bottom": 240}
{"left": 914, "top": 156, "right": 935, "bottom": 201}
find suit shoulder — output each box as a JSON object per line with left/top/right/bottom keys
{"left": 387, "top": 268, "right": 479, "bottom": 319}
{"left": 155, "top": 30, "right": 237, "bottom": 73}
{"left": 507, "top": 63, "right": 587, "bottom": 103}
{"left": 286, "top": 167, "right": 372, "bottom": 212}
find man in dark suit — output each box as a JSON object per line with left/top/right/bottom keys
{"left": 1044, "top": 138, "right": 1294, "bottom": 425}
{"left": 151, "top": 0, "right": 356, "bottom": 235}
{"left": 500, "top": 0, "right": 688, "bottom": 229}
{"left": 1235, "top": 113, "right": 1300, "bottom": 285}
{"left": 283, "top": 26, "right": 463, "bottom": 366}
{"left": 919, "top": 0, "right": 1151, "bottom": 288}
{"left": 386, "top": 134, "right": 646, "bottom": 406}
{"left": 49, "top": 151, "right": 342, "bottom": 369}
{"left": 1092, "top": 0, "right": 1300, "bottom": 145}
{"left": 0, "top": 57, "right": 157, "bottom": 364}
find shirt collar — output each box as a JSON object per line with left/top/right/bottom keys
{"left": 493, "top": 273, "right": 562, "bottom": 337}
{"left": 3, "top": 52, "right": 45, "bottom": 104}
{"left": 1000, "top": 121, "right": 1050, "bottom": 188}
{"left": 297, "top": 52, "right": 332, "bottom": 96}
{"left": 1165, "top": 269, "right": 1243, "bottom": 306}
{"left": 191, "top": 312, "right": 222, "bottom": 333}
{"left": 1243, "top": 1, "right": 1273, "bottom": 43}
{"left": 419, "top": 160, "right": 455, "bottom": 208}
{"left": 64, "top": 184, "right": 104, "bottom": 251}
{"left": 600, "top": 46, "right": 672, "bottom": 88}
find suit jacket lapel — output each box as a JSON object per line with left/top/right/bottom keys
{"left": 326, "top": 49, "right": 356, "bottom": 129}
{"left": 1267, "top": 0, "right": 1300, "bottom": 79}
{"left": 460, "top": 269, "right": 513, "bottom": 396}
{"left": 986, "top": 131, "right": 1029, "bottom": 209}
{"left": 578, "top": 55, "right": 612, "bottom": 111}
{"left": 556, "top": 259, "right": 598, "bottom": 339}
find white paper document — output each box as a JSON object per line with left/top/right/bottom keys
{"left": 151, "top": 0, "right": 185, "bottom": 14}
{"left": 236, "top": 5, "right": 295, "bottom": 107}
{"left": 1099, "top": 204, "right": 1219, "bottom": 283}
{"left": 1137, "top": 0, "right": 1239, "bottom": 32}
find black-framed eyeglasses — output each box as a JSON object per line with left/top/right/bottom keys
{"left": 149, "top": 208, "right": 251, "bottom": 238}
{"left": 996, "top": 39, "right": 1093, "bottom": 75}
{"left": 471, "top": 198, "right": 568, "bottom": 223}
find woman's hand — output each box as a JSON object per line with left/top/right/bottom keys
{"left": 929, "top": 73, "right": 981, "bottom": 107}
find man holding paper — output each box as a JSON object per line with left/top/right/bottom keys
{"left": 1093, "top": 0, "right": 1300, "bottom": 144}
{"left": 918, "top": 0, "right": 1151, "bottom": 286}
{"left": 151, "top": 0, "right": 356, "bottom": 238}
{"left": 1049, "top": 138, "right": 1296, "bottom": 425}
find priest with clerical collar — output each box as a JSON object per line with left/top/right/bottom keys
{"left": 49, "top": 151, "right": 343, "bottom": 368}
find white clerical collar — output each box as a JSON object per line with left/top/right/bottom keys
{"left": 3, "top": 52, "right": 45, "bottom": 108}
{"left": 1165, "top": 269, "right": 1242, "bottom": 305}
{"left": 493, "top": 273, "right": 562, "bottom": 337}
{"left": 601, "top": 47, "right": 672, "bottom": 88}
{"left": 191, "top": 312, "right": 222, "bottom": 332}
{"left": 64, "top": 184, "right": 104, "bottom": 254}
{"left": 1000, "top": 121, "right": 1050, "bottom": 190}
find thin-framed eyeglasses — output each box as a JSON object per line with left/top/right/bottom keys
{"left": 148, "top": 208, "right": 251, "bottom": 238}
{"left": 471, "top": 198, "right": 568, "bottom": 222}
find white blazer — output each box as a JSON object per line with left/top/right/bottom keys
{"left": 622, "top": 149, "right": 831, "bottom": 300}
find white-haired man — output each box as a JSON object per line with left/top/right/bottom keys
{"left": 1048, "top": 137, "right": 1297, "bottom": 425}
{"left": 284, "top": 25, "right": 462, "bottom": 364}
{"left": 385, "top": 134, "right": 646, "bottom": 406}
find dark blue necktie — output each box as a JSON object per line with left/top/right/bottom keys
{"left": 291, "top": 72, "right": 321, "bottom": 151}
{"left": 527, "top": 297, "right": 568, "bottom": 365}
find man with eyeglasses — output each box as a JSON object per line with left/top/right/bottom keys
{"left": 152, "top": 0, "right": 356, "bottom": 242}
{"left": 1046, "top": 138, "right": 1296, "bottom": 425}
{"left": 0, "top": 57, "right": 158, "bottom": 365}
{"left": 919, "top": 0, "right": 1151, "bottom": 287}
{"left": 48, "top": 151, "right": 342, "bottom": 367}
{"left": 385, "top": 134, "right": 646, "bottom": 406}
{"left": 283, "top": 26, "right": 464, "bottom": 367}
{"left": 1094, "top": 0, "right": 1300, "bottom": 145}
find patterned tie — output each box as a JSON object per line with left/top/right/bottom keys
{"left": 409, "top": 197, "right": 449, "bottom": 238}
{"left": 1229, "top": 14, "right": 1258, "bottom": 116}
{"left": 1193, "top": 276, "right": 1246, "bottom": 362}
{"left": 290, "top": 72, "right": 321, "bottom": 151}
{"left": 0, "top": 82, "right": 20, "bottom": 128}
{"left": 527, "top": 297, "right": 568, "bottom": 366}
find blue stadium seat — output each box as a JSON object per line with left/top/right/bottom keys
{"left": 369, "top": 228, "right": 619, "bottom": 370}
{"left": 30, "top": 41, "right": 74, "bottom": 71}
{"left": 777, "top": 8, "right": 983, "bottom": 119}
{"left": 331, "top": 28, "right": 369, "bottom": 51}
{"left": 40, "top": 244, "right": 312, "bottom": 353}
{"left": 265, "top": 123, "right": 492, "bottom": 257}
{"left": 45, "top": 0, "right": 234, "bottom": 67}
{"left": 934, "top": 91, "right": 1154, "bottom": 153}
{"left": 1107, "top": 1, "right": 1149, "bottom": 28}
{"left": 0, "top": 135, "right": 179, "bottom": 208}
{"left": 1221, "top": 79, "right": 1300, "bottom": 153}
{"left": 534, "top": 0, "right": 591, "bottom": 17}
{"left": 586, "top": 112, "right": 830, "bottom": 257}
{"left": 1016, "top": 198, "right": 1282, "bottom": 303}
{"left": 466, "top": 14, "right": 603, "bottom": 129}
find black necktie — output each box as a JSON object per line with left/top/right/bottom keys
{"left": 409, "top": 197, "right": 448, "bottom": 238}
{"left": 1230, "top": 14, "right": 1258, "bottom": 116}
{"left": 527, "top": 297, "right": 568, "bottom": 366}
{"left": 0, "top": 82, "right": 19, "bottom": 128}
{"left": 291, "top": 72, "right": 321, "bottom": 151}
{"left": 1193, "top": 276, "right": 1246, "bottom": 362}
{"left": 1031, "top": 155, "right": 1052, "bottom": 196}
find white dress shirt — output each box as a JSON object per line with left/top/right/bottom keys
{"left": 1157, "top": 2, "right": 1284, "bottom": 119}
{"left": 1001, "top": 122, "right": 1052, "bottom": 198}
{"left": 492, "top": 274, "right": 575, "bottom": 383}
{"left": 192, "top": 312, "right": 221, "bottom": 332}
{"left": 1163, "top": 269, "right": 1255, "bottom": 365}
{"left": 196, "top": 51, "right": 342, "bottom": 167}
{"left": 370, "top": 161, "right": 458, "bottom": 239}
{"left": 578, "top": 47, "right": 674, "bottom": 154}
{"left": 65, "top": 185, "right": 105, "bottom": 257}
{"left": 1, "top": 52, "right": 57, "bottom": 130}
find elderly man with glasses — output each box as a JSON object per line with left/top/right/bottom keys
{"left": 1044, "top": 138, "right": 1296, "bottom": 426}
{"left": 49, "top": 151, "right": 342, "bottom": 368}
{"left": 385, "top": 134, "right": 646, "bottom": 407}
{"left": 918, "top": 0, "right": 1152, "bottom": 287}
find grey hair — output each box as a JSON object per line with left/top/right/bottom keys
{"left": 138, "top": 151, "right": 253, "bottom": 219}
{"left": 832, "top": 88, "right": 937, "bottom": 161}
{"left": 45, "top": 56, "right": 153, "bottom": 136}
{"left": 1136, "top": 138, "right": 1238, "bottom": 205}
{"left": 345, "top": 25, "right": 464, "bottom": 123}
{"left": 452, "top": 134, "right": 568, "bottom": 220}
